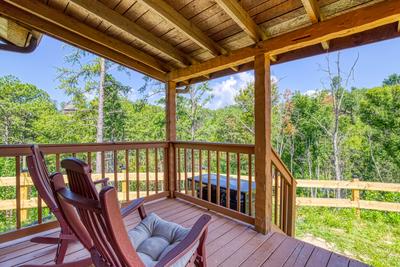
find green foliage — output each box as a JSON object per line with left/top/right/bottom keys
{"left": 297, "top": 207, "right": 400, "bottom": 267}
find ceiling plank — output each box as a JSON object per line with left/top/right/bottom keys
{"left": 168, "top": 0, "right": 400, "bottom": 82}
{"left": 301, "top": 0, "right": 320, "bottom": 23}
{"left": 0, "top": 2, "right": 166, "bottom": 81}
{"left": 138, "top": 0, "right": 227, "bottom": 56}
{"left": 5, "top": 0, "right": 169, "bottom": 73}
{"left": 69, "top": 0, "right": 194, "bottom": 67}
{"left": 214, "top": 0, "right": 266, "bottom": 42}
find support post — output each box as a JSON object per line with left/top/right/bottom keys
{"left": 352, "top": 178, "right": 360, "bottom": 217}
{"left": 254, "top": 54, "right": 273, "bottom": 234}
{"left": 166, "top": 81, "right": 177, "bottom": 197}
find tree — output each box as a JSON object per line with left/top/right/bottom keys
{"left": 176, "top": 83, "right": 213, "bottom": 140}
{"left": 0, "top": 75, "right": 56, "bottom": 144}
{"left": 383, "top": 73, "right": 400, "bottom": 86}
{"left": 316, "top": 53, "right": 358, "bottom": 197}
{"left": 57, "top": 49, "right": 132, "bottom": 171}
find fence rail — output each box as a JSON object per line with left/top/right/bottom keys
{"left": 296, "top": 179, "right": 400, "bottom": 213}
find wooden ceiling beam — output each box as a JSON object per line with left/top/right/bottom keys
{"left": 301, "top": 0, "right": 320, "bottom": 23}
{"left": 178, "top": 23, "right": 400, "bottom": 86}
{"left": 138, "top": 0, "right": 227, "bottom": 56}
{"left": 0, "top": 2, "right": 166, "bottom": 81}
{"left": 168, "top": 0, "right": 400, "bottom": 82}
{"left": 214, "top": 0, "right": 266, "bottom": 42}
{"left": 4, "top": 0, "right": 169, "bottom": 73}
{"left": 69, "top": 0, "right": 194, "bottom": 68}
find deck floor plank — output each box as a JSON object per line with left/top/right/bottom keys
{"left": 0, "top": 198, "right": 369, "bottom": 267}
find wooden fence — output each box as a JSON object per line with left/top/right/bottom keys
{"left": 296, "top": 179, "right": 400, "bottom": 213}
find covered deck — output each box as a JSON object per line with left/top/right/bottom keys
{"left": 0, "top": 198, "right": 366, "bottom": 267}
{"left": 1, "top": 0, "right": 399, "bottom": 266}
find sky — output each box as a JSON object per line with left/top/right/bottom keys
{"left": 1, "top": 35, "right": 399, "bottom": 109}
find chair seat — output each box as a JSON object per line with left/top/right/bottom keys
{"left": 128, "top": 213, "right": 197, "bottom": 267}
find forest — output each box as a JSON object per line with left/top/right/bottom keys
{"left": 1, "top": 51, "right": 400, "bottom": 186}
{"left": 1, "top": 50, "right": 400, "bottom": 266}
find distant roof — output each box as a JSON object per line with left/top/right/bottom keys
{"left": 0, "top": 0, "right": 399, "bottom": 84}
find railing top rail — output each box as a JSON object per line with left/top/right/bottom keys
{"left": 173, "top": 141, "right": 255, "bottom": 154}
{"left": 297, "top": 179, "right": 400, "bottom": 193}
{"left": 0, "top": 141, "right": 168, "bottom": 156}
{"left": 271, "top": 149, "right": 296, "bottom": 185}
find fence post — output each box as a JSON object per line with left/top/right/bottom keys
{"left": 21, "top": 172, "right": 29, "bottom": 223}
{"left": 352, "top": 178, "right": 360, "bottom": 217}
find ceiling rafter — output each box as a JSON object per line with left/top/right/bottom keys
{"left": 301, "top": 0, "right": 329, "bottom": 50}
{"left": 138, "top": 0, "right": 227, "bottom": 56}
{"left": 301, "top": 0, "right": 320, "bottom": 23}
{"left": 168, "top": 0, "right": 400, "bottom": 82}
{"left": 68, "top": 0, "right": 195, "bottom": 68}
{"left": 0, "top": 2, "right": 166, "bottom": 81}
{"left": 4, "top": 0, "right": 170, "bottom": 73}
{"left": 214, "top": 0, "right": 266, "bottom": 43}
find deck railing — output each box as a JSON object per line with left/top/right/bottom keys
{"left": 271, "top": 149, "right": 297, "bottom": 236}
{"left": 0, "top": 142, "right": 169, "bottom": 243}
{"left": 0, "top": 141, "right": 297, "bottom": 242}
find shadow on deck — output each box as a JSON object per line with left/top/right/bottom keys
{"left": 0, "top": 198, "right": 367, "bottom": 267}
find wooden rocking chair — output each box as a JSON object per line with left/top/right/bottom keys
{"left": 26, "top": 145, "right": 108, "bottom": 264}
{"left": 56, "top": 158, "right": 211, "bottom": 267}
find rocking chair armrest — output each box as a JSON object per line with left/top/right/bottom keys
{"left": 155, "top": 214, "right": 212, "bottom": 267}
{"left": 93, "top": 177, "right": 109, "bottom": 187}
{"left": 120, "top": 198, "right": 146, "bottom": 219}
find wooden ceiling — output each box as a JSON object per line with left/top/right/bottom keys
{"left": 0, "top": 0, "right": 399, "bottom": 85}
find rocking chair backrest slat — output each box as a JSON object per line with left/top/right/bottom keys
{"left": 27, "top": 146, "right": 60, "bottom": 218}
{"left": 50, "top": 173, "right": 94, "bottom": 250}
{"left": 60, "top": 158, "right": 143, "bottom": 267}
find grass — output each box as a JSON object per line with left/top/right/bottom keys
{"left": 296, "top": 207, "right": 400, "bottom": 267}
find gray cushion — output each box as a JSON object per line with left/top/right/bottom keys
{"left": 128, "top": 213, "right": 197, "bottom": 267}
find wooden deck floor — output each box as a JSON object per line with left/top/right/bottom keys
{"left": 0, "top": 198, "right": 367, "bottom": 267}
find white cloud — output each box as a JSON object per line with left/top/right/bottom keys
{"left": 207, "top": 71, "right": 280, "bottom": 109}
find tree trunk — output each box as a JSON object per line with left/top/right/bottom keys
{"left": 332, "top": 128, "right": 342, "bottom": 198}
{"left": 96, "top": 58, "right": 106, "bottom": 173}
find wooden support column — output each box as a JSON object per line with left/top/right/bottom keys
{"left": 254, "top": 54, "right": 273, "bottom": 234}
{"left": 166, "top": 81, "right": 177, "bottom": 197}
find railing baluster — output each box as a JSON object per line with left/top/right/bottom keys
{"left": 113, "top": 150, "right": 118, "bottom": 192}
{"left": 191, "top": 149, "right": 195, "bottom": 197}
{"left": 226, "top": 152, "right": 230, "bottom": 209}
{"left": 155, "top": 148, "right": 158, "bottom": 194}
{"left": 274, "top": 166, "right": 279, "bottom": 225}
{"left": 16, "top": 156, "right": 21, "bottom": 229}
{"left": 248, "top": 154, "right": 252, "bottom": 216}
{"left": 184, "top": 148, "right": 188, "bottom": 194}
{"left": 283, "top": 179, "right": 288, "bottom": 233}
{"left": 237, "top": 153, "right": 241, "bottom": 212}
{"left": 38, "top": 195, "right": 42, "bottom": 224}
{"left": 101, "top": 151, "right": 105, "bottom": 180}
{"left": 216, "top": 151, "right": 220, "bottom": 206}
{"left": 177, "top": 148, "right": 181, "bottom": 192}
{"left": 207, "top": 150, "right": 211, "bottom": 202}
{"left": 199, "top": 150, "right": 202, "bottom": 200}
{"left": 125, "top": 150, "right": 129, "bottom": 202}
{"left": 136, "top": 149, "right": 140, "bottom": 199}
{"left": 146, "top": 148, "right": 149, "bottom": 196}
{"left": 280, "top": 175, "right": 284, "bottom": 229}
{"left": 87, "top": 152, "right": 91, "bottom": 170}
{"left": 56, "top": 153, "right": 60, "bottom": 172}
